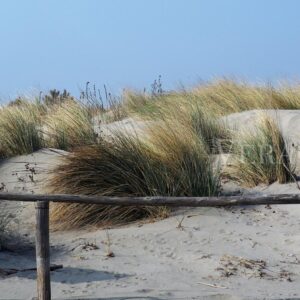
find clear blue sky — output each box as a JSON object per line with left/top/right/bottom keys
{"left": 0, "top": 0, "right": 300, "bottom": 100}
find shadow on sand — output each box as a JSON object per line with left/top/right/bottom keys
{"left": 8, "top": 266, "right": 128, "bottom": 284}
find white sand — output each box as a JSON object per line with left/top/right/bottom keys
{"left": 222, "top": 109, "right": 300, "bottom": 145}
{"left": 0, "top": 149, "right": 66, "bottom": 236}
{"left": 1, "top": 111, "right": 300, "bottom": 299}
{"left": 95, "top": 117, "right": 152, "bottom": 139}
{"left": 223, "top": 109, "right": 300, "bottom": 173}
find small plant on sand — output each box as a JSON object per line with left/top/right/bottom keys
{"left": 48, "top": 121, "right": 219, "bottom": 229}
{"left": 44, "top": 100, "right": 97, "bottom": 150}
{"left": 0, "top": 103, "right": 43, "bottom": 157}
{"left": 224, "top": 115, "right": 294, "bottom": 187}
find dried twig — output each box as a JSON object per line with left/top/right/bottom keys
{"left": 105, "top": 230, "right": 115, "bottom": 257}
{"left": 282, "top": 160, "right": 300, "bottom": 190}
{"left": 176, "top": 216, "right": 185, "bottom": 230}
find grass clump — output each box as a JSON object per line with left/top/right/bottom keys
{"left": 147, "top": 121, "right": 220, "bottom": 196}
{"left": 124, "top": 79, "right": 300, "bottom": 120}
{"left": 49, "top": 122, "right": 219, "bottom": 229}
{"left": 44, "top": 100, "right": 97, "bottom": 150}
{"left": 0, "top": 103, "right": 43, "bottom": 157}
{"left": 224, "top": 115, "right": 294, "bottom": 187}
{"left": 124, "top": 90, "right": 166, "bottom": 119}
{"left": 187, "top": 104, "right": 232, "bottom": 153}
{"left": 193, "top": 79, "right": 300, "bottom": 114}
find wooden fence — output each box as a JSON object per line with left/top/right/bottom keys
{"left": 1, "top": 192, "right": 300, "bottom": 300}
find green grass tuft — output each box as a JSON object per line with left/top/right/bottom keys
{"left": 44, "top": 100, "right": 97, "bottom": 150}
{"left": 224, "top": 115, "right": 294, "bottom": 187}
{"left": 0, "top": 103, "right": 44, "bottom": 157}
{"left": 49, "top": 122, "right": 219, "bottom": 229}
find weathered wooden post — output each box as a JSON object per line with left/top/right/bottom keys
{"left": 35, "top": 201, "right": 51, "bottom": 300}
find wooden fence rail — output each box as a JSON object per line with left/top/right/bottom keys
{"left": 2, "top": 192, "right": 300, "bottom": 206}
{"left": 1, "top": 192, "right": 300, "bottom": 300}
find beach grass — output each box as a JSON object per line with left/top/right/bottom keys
{"left": 44, "top": 99, "right": 97, "bottom": 150}
{"left": 48, "top": 120, "right": 219, "bottom": 229}
{"left": 0, "top": 102, "right": 44, "bottom": 157}
{"left": 124, "top": 79, "right": 300, "bottom": 119}
{"left": 2, "top": 79, "right": 300, "bottom": 228}
{"left": 224, "top": 114, "right": 294, "bottom": 187}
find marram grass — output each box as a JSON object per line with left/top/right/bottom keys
{"left": 2, "top": 79, "right": 300, "bottom": 229}
{"left": 224, "top": 115, "right": 294, "bottom": 187}
{"left": 49, "top": 122, "right": 219, "bottom": 229}
{"left": 124, "top": 79, "right": 300, "bottom": 119}
{"left": 0, "top": 103, "right": 43, "bottom": 157}
{"left": 44, "top": 100, "right": 97, "bottom": 150}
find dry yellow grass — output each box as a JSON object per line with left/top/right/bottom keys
{"left": 124, "top": 79, "right": 300, "bottom": 119}
{"left": 48, "top": 119, "right": 219, "bottom": 229}
{"left": 44, "top": 99, "right": 97, "bottom": 150}
{"left": 0, "top": 102, "right": 44, "bottom": 157}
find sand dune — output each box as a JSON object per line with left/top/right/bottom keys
{"left": 223, "top": 109, "right": 300, "bottom": 145}
{"left": 1, "top": 110, "right": 300, "bottom": 299}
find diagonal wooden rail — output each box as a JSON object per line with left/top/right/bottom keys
{"left": 1, "top": 192, "right": 300, "bottom": 300}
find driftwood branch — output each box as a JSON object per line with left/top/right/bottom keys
{"left": 0, "top": 192, "right": 300, "bottom": 207}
